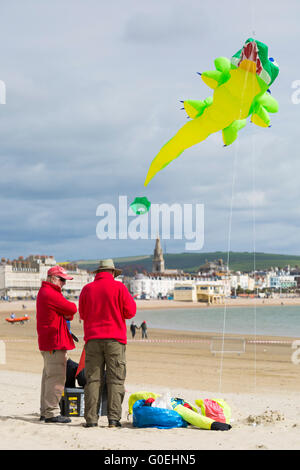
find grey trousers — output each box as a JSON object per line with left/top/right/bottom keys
{"left": 84, "top": 339, "right": 126, "bottom": 424}
{"left": 40, "top": 350, "right": 67, "bottom": 419}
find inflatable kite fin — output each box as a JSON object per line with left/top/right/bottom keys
{"left": 256, "top": 93, "right": 279, "bottom": 113}
{"left": 222, "top": 119, "right": 247, "bottom": 146}
{"left": 202, "top": 57, "right": 231, "bottom": 89}
{"left": 214, "top": 57, "right": 231, "bottom": 74}
{"left": 251, "top": 105, "right": 270, "bottom": 127}
{"left": 183, "top": 97, "right": 212, "bottom": 119}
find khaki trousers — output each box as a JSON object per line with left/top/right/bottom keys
{"left": 40, "top": 350, "right": 67, "bottom": 419}
{"left": 84, "top": 339, "right": 126, "bottom": 424}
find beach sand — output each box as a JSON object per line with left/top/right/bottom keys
{"left": 1, "top": 300, "right": 300, "bottom": 450}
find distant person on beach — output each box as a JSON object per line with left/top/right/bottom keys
{"left": 36, "top": 265, "right": 77, "bottom": 424}
{"left": 79, "top": 258, "right": 136, "bottom": 428}
{"left": 140, "top": 320, "right": 148, "bottom": 339}
{"left": 10, "top": 313, "right": 15, "bottom": 319}
{"left": 130, "top": 321, "right": 139, "bottom": 339}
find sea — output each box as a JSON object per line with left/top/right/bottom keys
{"left": 129, "top": 305, "right": 300, "bottom": 338}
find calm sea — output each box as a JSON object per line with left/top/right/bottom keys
{"left": 129, "top": 305, "right": 300, "bottom": 338}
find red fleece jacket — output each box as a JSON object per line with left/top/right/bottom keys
{"left": 36, "top": 281, "right": 77, "bottom": 351}
{"left": 79, "top": 272, "right": 136, "bottom": 344}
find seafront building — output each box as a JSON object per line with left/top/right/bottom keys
{"left": 265, "top": 272, "right": 297, "bottom": 290}
{"left": 230, "top": 273, "right": 255, "bottom": 291}
{"left": 127, "top": 237, "right": 231, "bottom": 303}
{"left": 0, "top": 255, "right": 92, "bottom": 299}
{"left": 127, "top": 237, "right": 300, "bottom": 302}
{"left": 173, "top": 280, "right": 228, "bottom": 304}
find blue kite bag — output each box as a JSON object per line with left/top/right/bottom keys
{"left": 132, "top": 399, "right": 188, "bottom": 429}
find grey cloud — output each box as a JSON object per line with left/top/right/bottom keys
{"left": 123, "top": 4, "right": 209, "bottom": 45}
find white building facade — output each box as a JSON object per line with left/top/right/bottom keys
{"left": 230, "top": 273, "right": 255, "bottom": 291}
{"left": 0, "top": 255, "right": 93, "bottom": 299}
{"left": 128, "top": 274, "right": 180, "bottom": 299}
{"left": 128, "top": 274, "right": 231, "bottom": 300}
{"left": 266, "top": 273, "right": 297, "bottom": 289}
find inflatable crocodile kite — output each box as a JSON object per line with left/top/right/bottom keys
{"left": 144, "top": 38, "right": 279, "bottom": 186}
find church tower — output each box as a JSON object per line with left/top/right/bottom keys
{"left": 152, "top": 236, "right": 165, "bottom": 273}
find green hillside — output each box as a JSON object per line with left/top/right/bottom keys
{"left": 72, "top": 252, "right": 300, "bottom": 274}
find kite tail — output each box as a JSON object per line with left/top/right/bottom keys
{"left": 144, "top": 115, "right": 213, "bottom": 186}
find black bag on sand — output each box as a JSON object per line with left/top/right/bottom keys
{"left": 65, "top": 358, "right": 86, "bottom": 388}
{"left": 61, "top": 358, "right": 107, "bottom": 417}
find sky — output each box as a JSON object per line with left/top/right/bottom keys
{"left": 0, "top": 0, "right": 299, "bottom": 262}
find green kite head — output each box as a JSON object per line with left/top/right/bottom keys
{"left": 231, "top": 38, "right": 279, "bottom": 89}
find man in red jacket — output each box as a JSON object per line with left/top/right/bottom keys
{"left": 79, "top": 259, "right": 136, "bottom": 428}
{"left": 36, "top": 265, "right": 77, "bottom": 423}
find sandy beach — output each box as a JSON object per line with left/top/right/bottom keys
{"left": 2, "top": 295, "right": 300, "bottom": 313}
{"left": 137, "top": 296, "right": 300, "bottom": 310}
{"left": 1, "top": 299, "right": 300, "bottom": 450}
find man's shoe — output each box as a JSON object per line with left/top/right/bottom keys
{"left": 82, "top": 422, "right": 98, "bottom": 428}
{"left": 108, "top": 419, "right": 122, "bottom": 428}
{"left": 45, "top": 415, "right": 71, "bottom": 424}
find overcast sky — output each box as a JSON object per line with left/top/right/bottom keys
{"left": 0, "top": 0, "right": 299, "bottom": 262}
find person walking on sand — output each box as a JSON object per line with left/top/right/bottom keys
{"left": 140, "top": 320, "right": 148, "bottom": 339}
{"left": 36, "top": 265, "right": 77, "bottom": 424}
{"left": 79, "top": 259, "right": 136, "bottom": 428}
{"left": 130, "top": 320, "right": 139, "bottom": 339}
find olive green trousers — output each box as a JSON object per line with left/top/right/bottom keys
{"left": 84, "top": 339, "right": 126, "bottom": 424}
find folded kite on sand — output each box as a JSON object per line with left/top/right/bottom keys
{"left": 129, "top": 391, "right": 232, "bottom": 430}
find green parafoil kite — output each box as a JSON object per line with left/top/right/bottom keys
{"left": 144, "top": 38, "right": 279, "bottom": 187}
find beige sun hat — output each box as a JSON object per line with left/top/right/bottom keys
{"left": 92, "top": 258, "right": 122, "bottom": 277}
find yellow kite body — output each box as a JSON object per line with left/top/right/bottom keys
{"left": 144, "top": 68, "right": 260, "bottom": 187}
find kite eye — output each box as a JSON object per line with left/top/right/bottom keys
{"left": 269, "top": 57, "right": 279, "bottom": 67}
